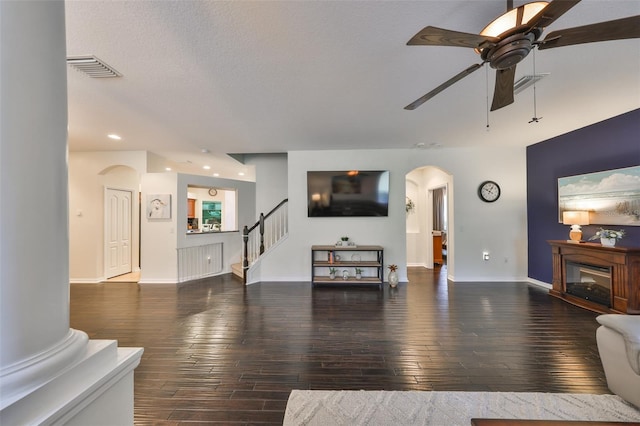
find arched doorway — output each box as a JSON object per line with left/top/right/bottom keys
{"left": 406, "top": 165, "right": 453, "bottom": 279}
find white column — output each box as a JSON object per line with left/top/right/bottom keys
{"left": 0, "top": 2, "right": 142, "bottom": 423}
{"left": 0, "top": 0, "right": 88, "bottom": 399}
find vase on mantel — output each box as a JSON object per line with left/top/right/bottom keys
{"left": 601, "top": 237, "right": 617, "bottom": 247}
{"left": 388, "top": 271, "right": 399, "bottom": 288}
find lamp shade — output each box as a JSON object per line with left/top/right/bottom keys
{"left": 562, "top": 211, "right": 590, "bottom": 225}
{"left": 479, "top": 1, "right": 549, "bottom": 38}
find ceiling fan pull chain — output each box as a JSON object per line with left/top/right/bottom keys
{"left": 529, "top": 48, "right": 542, "bottom": 124}
{"left": 485, "top": 63, "right": 490, "bottom": 130}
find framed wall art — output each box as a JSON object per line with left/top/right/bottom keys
{"left": 558, "top": 165, "right": 640, "bottom": 226}
{"left": 147, "top": 194, "right": 171, "bottom": 220}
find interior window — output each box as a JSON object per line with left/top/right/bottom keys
{"left": 186, "top": 186, "right": 237, "bottom": 232}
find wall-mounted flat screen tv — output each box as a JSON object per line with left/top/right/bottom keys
{"left": 307, "top": 170, "right": 390, "bottom": 217}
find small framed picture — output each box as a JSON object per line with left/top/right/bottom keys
{"left": 147, "top": 194, "right": 171, "bottom": 220}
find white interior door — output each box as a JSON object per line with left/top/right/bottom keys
{"left": 105, "top": 188, "right": 132, "bottom": 278}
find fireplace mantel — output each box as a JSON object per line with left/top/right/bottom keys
{"left": 548, "top": 240, "right": 640, "bottom": 314}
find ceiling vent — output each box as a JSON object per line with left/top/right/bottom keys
{"left": 513, "top": 73, "right": 549, "bottom": 95}
{"left": 67, "top": 56, "right": 121, "bottom": 78}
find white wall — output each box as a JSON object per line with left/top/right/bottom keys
{"left": 69, "top": 151, "right": 147, "bottom": 282}
{"left": 140, "top": 173, "right": 179, "bottom": 283}
{"left": 245, "top": 153, "right": 288, "bottom": 217}
{"left": 146, "top": 151, "right": 171, "bottom": 173}
{"left": 253, "top": 146, "right": 527, "bottom": 283}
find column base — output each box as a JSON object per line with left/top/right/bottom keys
{"left": 0, "top": 339, "right": 143, "bottom": 425}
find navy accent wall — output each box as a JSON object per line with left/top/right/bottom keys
{"left": 527, "top": 109, "right": 640, "bottom": 284}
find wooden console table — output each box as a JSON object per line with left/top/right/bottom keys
{"left": 548, "top": 240, "right": 640, "bottom": 314}
{"left": 311, "top": 245, "right": 383, "bottom": 288}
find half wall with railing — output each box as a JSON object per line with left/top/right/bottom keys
{"left": 242, "top": 199, "right": 288, "bottom": 284}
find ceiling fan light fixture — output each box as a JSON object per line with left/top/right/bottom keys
{"left": 479, "top": 2, "right": 549, "bottom": 38}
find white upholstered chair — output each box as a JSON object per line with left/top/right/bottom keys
{"left": 596, "top": 314, "right": 640, "bottom": 408}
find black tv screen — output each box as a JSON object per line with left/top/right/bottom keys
{"left": 307, "top": 170, "right": 389, "bottom": 217}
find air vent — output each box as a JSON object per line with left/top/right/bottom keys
{"left": 513, "top": 73, "right": 549, "bottom": 95}
{"left": 67, "top": 56, "right": 121, "bottom": 78}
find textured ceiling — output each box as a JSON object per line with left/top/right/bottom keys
{"left": 65, "top": 1, "right": 640, "bottom": 178}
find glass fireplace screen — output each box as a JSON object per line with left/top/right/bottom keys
{"left": 565, "top": 261, "right": 611, "bottom": 307}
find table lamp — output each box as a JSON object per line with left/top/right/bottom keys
{"left": 562, "top": 211, "right": 590, "bottom": 243}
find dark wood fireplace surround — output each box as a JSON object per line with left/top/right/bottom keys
{"left": 548, "top": 240, "right": 640, "bottom": 314}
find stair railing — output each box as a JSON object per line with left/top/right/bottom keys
{"left": 242, "top": 198, "right": 288, "bottom": 284}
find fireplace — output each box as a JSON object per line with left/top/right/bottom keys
{"left": 565, "top": 261, "right": 611, "bottom": 307}
{"left": 549, "top": 240, "right": 640, "bottom": 314}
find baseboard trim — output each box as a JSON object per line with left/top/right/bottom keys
{"left": 527, "top": 277, "right": 552, "bottom": 290}
{"left": 69, "top": 278, "right": 103, "bottom": 284}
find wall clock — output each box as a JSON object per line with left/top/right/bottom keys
{"left": 478, "top": 180, "right": 500, "bottom": 203}
{"left": 208, "top": 188, "right": 218, "bottom": 196}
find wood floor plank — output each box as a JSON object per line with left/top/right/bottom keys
{"left": 70, "top": 266, "right": 610, "bottom": 425}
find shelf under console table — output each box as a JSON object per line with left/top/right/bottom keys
{"left": 311, "top": 245, "right": 384, "bottom": 289}
{"left": 548, "top": 240, "right": 640, "bottom": 314}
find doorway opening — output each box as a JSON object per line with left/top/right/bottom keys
{"left": 432, "top": 186, "right": 447, "bottom": 267}
{"left": 406, "top": 166, "right": 453, "bottom": 278}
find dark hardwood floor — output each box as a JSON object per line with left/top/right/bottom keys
{"left": 70, "top": 266, "right": 610, "bottom": 425}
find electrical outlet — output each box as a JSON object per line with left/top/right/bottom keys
{"left": 483, "top": 252, "right": 490, "bottom": 261}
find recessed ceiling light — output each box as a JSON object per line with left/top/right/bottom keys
{"left": 203, "top": 165, "right": 211, "bottom": 170}
{"left": 238, "top": 172, "right": 245, "bottom": 176}
{"left": 213, "top": 173, "right": 220, "bottom": 177}
{"left": 165, "top": 167, "right": 172, "bottom": 171}
{"left": 107, "top": 134, "right": 122, "bottom": 140}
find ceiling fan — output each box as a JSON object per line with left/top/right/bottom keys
{"left": 405, "top": 0, "right": 640, "bottom": 112}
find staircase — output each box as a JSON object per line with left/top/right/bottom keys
{"left": 237, "top": 199, "right": 288, "bottom": 283}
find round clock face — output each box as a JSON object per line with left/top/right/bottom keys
{"left": 478, "top": 180, "right": 500, "bottom": 202}
{"left": 208, "top": 188, "right": 217, "bottom": 196}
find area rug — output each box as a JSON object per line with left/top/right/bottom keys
{"left": 283, "top": 390, "right": 640, "bottom": 425}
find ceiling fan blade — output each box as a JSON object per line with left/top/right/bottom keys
{"left": 405, "top": 63, "right": 483, "bottom": 110}
{"left": 538, "top": 15, "right": 640, "bottom": 50}
{"left": 527, "top": 0, "right": 581, "bottom": 30}
{"left": 407, "top": 26, "right": 498, "bottom": 48}
{"left": 491, "top": 66, "right": 516, "bottom": 111}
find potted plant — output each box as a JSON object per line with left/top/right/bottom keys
{"left": 336, "top": 236, "right": 349, "bottom": 247}
{"left": 329, "top": 267, "right": 337, "bottom": 280}
{"left": 388, "top": 264, "right": 399, "bottom": 288}
{"left": 355, "top": 268, "right": 363, "bottom": 280}
{"left": 589, "top": 228, "right": 625, "bottom": 247}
